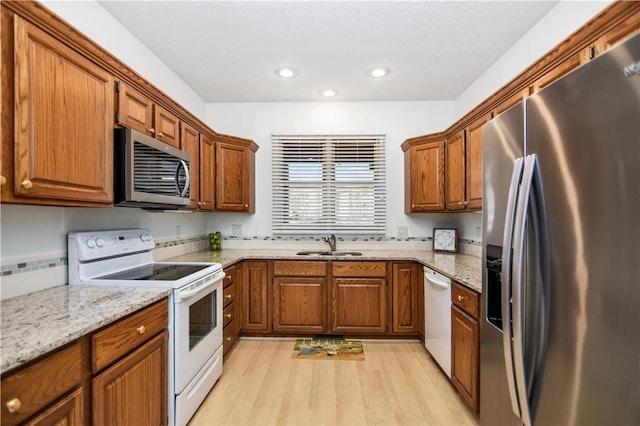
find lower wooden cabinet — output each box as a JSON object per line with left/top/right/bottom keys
{"left": 451, "top": 282, "right": 480, "bottom": 414}
{"left": 24, "top": 387, "right": 84, "bottom": 426}
{"left": 223, "top": 264, "right": 241, "bottom": 355}
{"left": 242, "top": 261, "right": 269, "bottom": 332}
{"left": 391, "top": 262, "right": 419, "bottom": 334}
{"left": 93, "top": 331, "right": 168, "bottom": 426}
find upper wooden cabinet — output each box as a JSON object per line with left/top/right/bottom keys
{"left": 199, "top": 135, "right": 216, "bottom": 211}
{"left": 215, "top": 135, "right": 258, "bottom": 212}
{"left": 180, "top": 123, "right": 201, "bottom": 210}
{"left": 465, "top": 116, "right": 488, "bottom": 210}
{"left": 1, "top": 12, "right": 114, "bottom": 206}
{"left": 115, "top": 82, "right": 180, "bottom": 148}
{"left": 445, "top": 131, "right": 466, "bottom": 211}
{"left": 402, "top": 137, "right": 445, "bottom": 212}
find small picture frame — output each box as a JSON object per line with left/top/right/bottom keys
{"left": 433, "top": 228, "right": 458, "bottom": 253}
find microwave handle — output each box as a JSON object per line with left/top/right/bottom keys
{"left": 177, "top": 160, "right": 190, "bottom": 198}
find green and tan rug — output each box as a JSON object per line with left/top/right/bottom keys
{"left": 292, "top": 338, "right": 365, "bottom": 360}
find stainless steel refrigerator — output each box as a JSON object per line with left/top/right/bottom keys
{"left": 481, "top": 33, "right": 639, "bottom": 425}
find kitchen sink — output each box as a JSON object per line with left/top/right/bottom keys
{"left": 296, "top": 251, "right": 362, "bottom": 256}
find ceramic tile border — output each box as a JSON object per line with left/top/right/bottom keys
{"left": 1, "top": 234, "right": 481, "bottom": 276}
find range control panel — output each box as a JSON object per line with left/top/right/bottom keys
{"left": 69, "top": 229, "right": 155, "bottom": 261}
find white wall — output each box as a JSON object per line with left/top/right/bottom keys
{"left": 205, "top": 101, "right": 481, "bottom": 241}
{"left": 40, "top": 0, "right": 207, "bottom": 120}
{"left": 455, "top": 0, "right": 613, "bottom": 119}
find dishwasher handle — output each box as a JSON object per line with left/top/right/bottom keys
{"left": 424, "top": 272, "right": 450, "bottom": 290}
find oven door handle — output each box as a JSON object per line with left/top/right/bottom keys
{"left": 175, "top": 270, "right": 225, "bottom": 303}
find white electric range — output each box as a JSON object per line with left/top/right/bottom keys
{"left": 68, "top": 229, "right": 224, "bottom": 425}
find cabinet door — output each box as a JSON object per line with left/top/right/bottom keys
{"left": 116, "top": 82, "right": 153, "bottom": 136}
{"left": 180, "top": 123, "right": 200, "bottom": 209}
{"left": 199, "top": 135, "right": 215, "bottom": 211}
{"left": 332, "top": 278, "right": 386, "bottom": 334}
{"left": 531, "top": 51, "right": 583, "bottom": 94}
{"left": 445, "top": 131, "right": 466, "bottom": 210}
{"left": 451, "top": 306, "right": 479, "bottom": 414}
{"left": 216, "top": 142, "right": 250, "bottom": 211}
{"left": 242, "top": 261, "right": 269, "bottom": 332}
{"left": 24, "top": 388, "right": 84, "bottom": 426}
{"left": 153, "top": 104, "right": 180, "bottom": 148}
{"left": 391, "top": 263, "right": 418, "bottom": 334}
{"left": 93, "top": 332, "right": 168, "bottom": 426}
{"left": 406, "top": 141, "right": 445, "bottom": 212}
{"left": 13, "top": 16, "right": 113, "bottom": 203}
{"left": 417, "top": 266, "right": 425, "bottom": 340}
{"left": 273, "top": 277, "right": 327, "bottom": 333}
{"left": 465, "top": 117, "right": 487, "bottom": 210}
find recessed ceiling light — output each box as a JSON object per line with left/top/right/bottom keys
{"left": 276, "top": 67, "right": 298, "bottom": 78}
{"left": 320, "top": 89, "right": 338, "bottom": 98}
{"left": 368, "top": 67, "right": 390, "bottom": 78}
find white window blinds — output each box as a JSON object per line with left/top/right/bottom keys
{"left": 272, "top": 134, "right": 386, "bottom": 234}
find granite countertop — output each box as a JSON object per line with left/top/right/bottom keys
{"left": 167, "top": 249, "right": 482, "bottom": 293}
{"left": 0, "top": 285, "right": 171, "bottom": 375}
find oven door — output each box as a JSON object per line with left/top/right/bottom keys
{"left": 174, "top": 270, "right": 224, "bottom": 393}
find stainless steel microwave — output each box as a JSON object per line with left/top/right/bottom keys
{"left": 114, "top": 128, "right": 190, "bottom": 209}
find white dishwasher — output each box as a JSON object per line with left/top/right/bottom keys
{"left": 424, "top": 266, "right": 452, "bottom": 378}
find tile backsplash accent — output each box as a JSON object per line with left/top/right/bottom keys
{"left": 1, "top": 256, "right": 67, "bottom": 277}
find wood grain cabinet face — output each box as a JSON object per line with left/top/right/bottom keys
{"left": 405, "top": 141, "right": 445, "bottom": 212}
{"left": 465, "top": 117, "right": 488, "bottom": 211}
{"left": 391, "top": 262, "right": 418, "bottom": 334}
{"left": 445, "top": 131, "right": 466, "bottom": 211}
{"left": 180, "top": 123, "right": 201, "bottom": 210}
{"left": 451, "top": 281, "right": 480, "bottom": 414}
{"left": 11, "top": 15, "right": 114, "bottom": 204}
{"left": 242, "top": 261, "right": 269, "bottom": 332}
{"left": 92, "top": 332, "right": 168, "bottom": 426}
{"left": 223, "top": 264, "right": 240, "bottom": 355}
{"left": 116, "top": 82, "right": 180, "bottom": 148}
{"left": 199, "top": 135, "right": 216, "bottom": 211}
{"left": 215, "top": 142, "right": 252, "bottom": 212}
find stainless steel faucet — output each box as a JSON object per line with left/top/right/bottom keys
{"left": 323, "top": 234, "right": 337, "bottom": 252}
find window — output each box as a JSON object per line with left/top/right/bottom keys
{"left": 272, "top": 134, "right": 386, "bottom": 234}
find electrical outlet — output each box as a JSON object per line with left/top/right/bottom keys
{"left": 398, "top": 226, "right": 408, "bottom": 237}
{"left": 232, "top": 224, "right": 242, "bottom": 236}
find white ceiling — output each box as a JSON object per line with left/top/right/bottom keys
{"left": 98, "top": 1, "right": 559, "bottom": 103}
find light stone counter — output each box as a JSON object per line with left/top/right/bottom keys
{"left": 167, "top": 249, "right": 482, "bottom": 293}
{"left": 1, "top": 285, "right": 171, "bottom": 374}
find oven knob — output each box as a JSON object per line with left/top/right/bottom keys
{"left": 96, "top": 238, "right": 105, "bottom": 247}
{"left": 86, "top": 239, "right": 96, "bottom": 248}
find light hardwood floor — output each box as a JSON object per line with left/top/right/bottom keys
{"left": 189, "top": 339, "right": 478, "bottom": 426}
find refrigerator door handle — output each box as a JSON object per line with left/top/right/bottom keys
{"left": 500, "top": 156, "right": 525, "bottom": 418}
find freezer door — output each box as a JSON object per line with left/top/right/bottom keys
{"left": 481, "top": 102, "right": 525, "bottom": 426}
{"left": 527, "top": 33, "right": 640, "bottom": 425}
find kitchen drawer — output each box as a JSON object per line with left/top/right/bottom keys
{"left": 223, "top": 265, "right": 238, "bottom": 288}
{"left": 332, "top": 261, "right": 387, "bottom": 278}
{"left": 1, "top": 342, "right": 83, "bottom": 426}
{"left": 92, "top": 299, "right": 168, "bottom": 373}
{"left": 273, "top": 260, "right": 326, "bottom": 276}
{"left": 224, "top": 281, "right": 236, "bottom": 308}
{"left": 223, "top": 303, "right": 235, "bottom": 328}
{"left": 452, "top": 282, "right": 479, "bottom": 319}
{"left": 223, "top": 321, "right": 237, "bottom": 355}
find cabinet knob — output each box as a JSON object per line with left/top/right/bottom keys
{"left": 137, "top": 325, "right": 146, "bottom": 334}
{"left": 464, "top": 201, "right": 469, "bottom": 205}
{"left": 411, "top": 204, "right": 416, "bottom": 208}
{"left": 225, "top": 294, "right": 232, "bottom": 300}
{"left": 21, "top": 180, "right": 33, "bottom": 190}
{"left": 5, "top": 398, "right": 21, "bottom": 414}
{"left": 226, "top": 274, "right": 231, "bottom": 279}
{"left": 225, "top": 337, "right": 232, "bottom": 342}
{"left": 158, "top": 132, "right": 165, "bottom": 137}
{"left": 458, "top": 201, "right": 463, "bottom": 205}
{"left": 457, "top": 295, "right": 464, "bottom": 302}
{"left": 244, "top": 204, "right": 249, "bottom": 208}
{"left": 0, "top": 175, "right": 6, "bottom": 186}
{"left": 148, "top": 128, "right": 155, "bottom": 134}
{"left": 225, "top": 314, "right": 232, "bottom": 319}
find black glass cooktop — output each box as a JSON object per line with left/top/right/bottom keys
{"left": 97, "top": 263, "right": 210, "bottom": 281}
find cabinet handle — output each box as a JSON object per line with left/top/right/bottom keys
{"left": 137, "top": 325, "right": 146, "bottom": 334}
{"left": 457, "top": 295, "right": 464, "bottom": 302}
{"left": 21, "top": 180, "right": 33, "bottom": 190}
{"left": 158, "top": 132, "right": 164, "bottom": 137}
{"left": 225, "top": 337, "right": 232, "bottom": 342}
{"left": 225, "top": 294, "right": 232, "bottom": 300}
{"left": 148, "top": 128, "right": 155, "bottom": 134}
{"left": 244, "top": 204, "right": 249, "bottom": 208}
{"left": 412, "top": 204, "right": 415, "bottom": 208}
{"left": 0, "top": 175, "right": 6, "bottom": 186}
{"left": 5, "top": 398, "right": 21, "bottom": 414}
{"left": 226, "top": 274, "right": 231, "bottom": 279}
{"left": 464, "top": 201, "right": 469, "bottom": 205}
{"left": 225, "top": 314, "right": 232, "bottom": 319}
